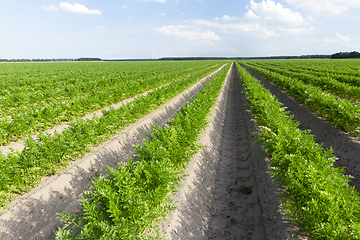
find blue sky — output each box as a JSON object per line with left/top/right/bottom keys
{"left": 1, "top": 0, "right": 360, "bottom": 59}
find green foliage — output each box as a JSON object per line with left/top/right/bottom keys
{"left": 245, "top": 59, "right": 360, "bottom": 86}
{"left": 236, "top": 62, "right": 360, "bottom": 239}
{"left": 0, "top": 62, "right": 228, "bottom": 209}
{"left": 55, "top": 64, "right": 231, "bottom": 239}
{"left": 246, "top": 60, "right": 360, "bottom": 102}
{"left": 241, "top": 61, "right": 360, "bottom": 137}
{"left": 0, "top": 61, "right": 221, "bottom": 145}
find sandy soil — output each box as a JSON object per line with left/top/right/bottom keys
{"left": 242, "top": 65, "right": 360, "bottom": 192}
{"left": 160, "top": 63, "right": 304, "bottom": 240}
{"left": 0, "top": 65, "right": 225, "bottom": 240}
{"left": 0, "top": 81, "right": 174, "bottom": 155}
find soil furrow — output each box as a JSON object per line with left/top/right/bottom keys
{"left": 206, "top": 65, "right": 266, "bottom": 239}
{"left": 0, "top": 81, "right": 173, "bottom": 155}
{"left": 242, "top": 65, "right": 360, "bottom": 192}
{"left": 161, "top": 63, "right": 302, "bottom": 240}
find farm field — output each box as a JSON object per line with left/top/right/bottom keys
{"left": 0, "top": 61, "right": 221, "bottom": 145}
{"left": 1, "top": 60, "right": 360, "bottom": 239}
{"left": 0, "top": 60, "right": 225, "bottom": 208}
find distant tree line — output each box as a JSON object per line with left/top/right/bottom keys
{"left": 103, "top": 59, "right": 158, "bottom": 62}
{"left": 75, "top": 58, "right": 102, "bottom": 61}
{"left": 0, "top": 58, "right": 75, "bottom": 62}
{"left": 1, "top": 55, "right": 335, "bottom": 63}
{"left": 158, "top": 57, "right": 233, "bottom": 61}
{"left": 158, "top": 55, "right": 331, "bottom": 60}
{"left": 331, "top": 51, "right": 360, "bottom": 59}
{"left": 0, "top": 58, "right": 102, "bottom": 62}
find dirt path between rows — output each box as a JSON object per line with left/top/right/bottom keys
{"left": 242, "top": 65, "right": 360, "bottom": 193}
{"left": 206, "top": 63, "right": 266, "bottom": 239}
{"left": 0, "top": 80, "right": 175, "bottom": 155}
{"left": 161, "top": 63, "right": 305, "bottom": 239}
{"left": 0, "top": 65, "right": 226, "bottom": 240}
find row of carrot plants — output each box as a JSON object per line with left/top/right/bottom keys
{"left": 0, "top": 64, "right": 228, "bottom": 209}
{"left": 236, "top": 62, "right": 360, "bottom": 239}
{"left": 245, "top": 61, "right": 360, "bottom": 102}
{"left": 0, "top": 63, "right": 220, "bottom": 145}
{"left": 285, "top": 66, "right": 360, "bottom": 87}
{"left": 0, "top": 61, "right": 215, "bottom": 113}
{"left": 251, "top": 59, "right": 360, "bottom": 79}
{"left": 55, "top": 64, "right": 231, "bottom": 239}
{"left": 241, "top": 62, "right": 360, "bottom": 137}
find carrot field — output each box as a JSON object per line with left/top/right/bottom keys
{"left": 1, "top": 59, "right": 360, "bottom": 239}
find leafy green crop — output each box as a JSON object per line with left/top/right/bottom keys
{"left": 0, "top": 62, "right": 229, "bottom": 209}
{"left": 241, "top": 62, "right": 360, "bottom": 137}
{"left": 245, "top": 60, "right": 360, "bottom": 102}
{"left": 245, "top": 59, "right": 360, "bottom": 86}
{"left": 236, "top": 62, "right": 360, "bottom": 239}
{"left": 55, "top": 64, "right": 231, "bottom": 239}
{"left": 0, "top": 61, "right": 222, "bottom": 145}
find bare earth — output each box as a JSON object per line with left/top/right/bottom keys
{"left": 0, "top": 80, "right": 174, "bottom": 155}
{"left": 243, "top": 65, "right": 360, "bottom": 192}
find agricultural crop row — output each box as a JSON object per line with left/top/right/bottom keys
{"left": 245, "top": 61, "right": 360, "bottom": 102}
{"left": 0, "top": 61, "right": 215, "bottom": 112}
{"left": 55, "top": 64, "right": 231, "bottom": 239}
{"left": 0, "top": 61, "right": 221, "bottom": 145}
{"left": 236, "top": 62, "right": 360, "bottom": 239}
{"left": 252, "top": 59, "right": 360, "bottom": 79}
{"left": 0, "top": 63, "right": 227, "bottom": 208}
{"left": 241, "top": 62, "right": 360, "bottom": 137}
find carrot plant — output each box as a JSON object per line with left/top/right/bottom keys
{"left": 236, "top": 62, "right": 360, "bottom": 239}
{"left": 0, "top": 63, "right": 228, "bottom": 209}
{"left": 0, "top": 61, "right": 221, "bottom": 145}
{"left": 245, "top": 61, "right": 360, "bottom": 102}
{"left": 245, "top": 59, "right": 360, "bottom": 86}
{"left": 241, "top": 62, "right": 360, "bottom": 137}
{"left": 55, "top": 64, "right": 231, "bottom": 239}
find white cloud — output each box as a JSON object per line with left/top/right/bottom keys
{"left": 193, "top": 20, "right": 279, "bottom": 38}
{"left": 284, "top": 0, "right": 360, "bottom": 14}
{"left": 315, "top": 34, "right": 350, "bottom": 43}
{"left": 345, "top": 42, "right": 360, "bottom": 49}
{"left": 248, "top": 0, "right": 307, "bottom": 25}
{"left": 258, "top": 27, "right": 279, "bottom": 38}
{"left": 154, "top": 25, "right": 222, "bottom": 41}
{"left": 41, "top": 5, "right": 59, "bottom": 12}
{"left": 277, "top": 26, "right": 313, "bottom": 35}
{"left": 154, "top": 0, "right": 311, "bottom": 43}
{"left": 325, "top": 38, "right": 339, "bottom": 43}
{"left": 228, "top": 47, "right": 241, "bottom": 53}
{"left": 58, "top": 2, "right": 102, "bottom": 15}
{"left": 336, "top": 32, "right": 350, "bottom": 41}
{"left": 194, "top": 20, "right": 258, "bottom": 32}
{"left": 269, "top": 45, "right": 277, "bottom": 51}
{"left": 160, "top": 13, "right": 166, "bottom": 16}
{"left": 245, "top": 10, "right": 260, "bottom": 19}
{"left": 215, "top": 15, "right": 238, "bottom": 22}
